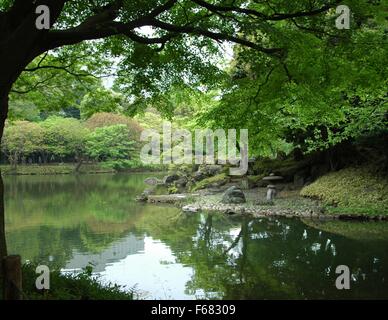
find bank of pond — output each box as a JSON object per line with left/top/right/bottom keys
{"left": 2, "top": 173, "right": 388, "bottom": 299}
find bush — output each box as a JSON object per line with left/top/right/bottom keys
{"left": 300, "top": 166, "right": 388, "bottom": 215}
{"left": 86, "top": 124, "right": 135, "bottom": 163}
{"left": 3, "top": 263, "right": 135, "bottom": 300}
{"left": 85, "top": 112, "right": 143, "bottom": 142}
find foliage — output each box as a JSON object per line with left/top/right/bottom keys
{"left": 40, "top": 116, "right": 89, "bottom": 161}
{"left": 85, "top": 112, "right": 143, "bottom": 141}
{"left": 19, "top": 263, "right": 134, "bottom": 300}
{"left": 10, "top": 53, "right": 104, "bottom": 116}
{"left": 1, "top": 121, "right": 44, "bottom": 167}
{"left": 4, "top": 1, "right": 386, "bottom": 161}
{"left": 80, "top": 88, "right": 131, "bottom": 119}
{"left": 167, "top": 185, "right": 179, "bottom": 194}
{"left": 195, "top": 1, "right": 388, "bottom": 157}
{"left": 1, "top": 116, "right": 146, "bottom": 171}
{"left": 8, "top": 99, "right": 41, "bottom": 122}
{"left": 85, "top": 124, "right": 135, "bottom": 169}
{"left": 301, "top": 166, "right": 388, "bottom": 215}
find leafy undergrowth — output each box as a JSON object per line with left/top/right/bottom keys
{"left": 301, "top": 166, "right": 388, "bottom": 215}
{"left": 8, "top": 263, "right": 135, "bottom": 300}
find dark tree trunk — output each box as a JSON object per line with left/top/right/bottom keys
{"left": 0, "top": 91, "right": 9, "bottom": 275}
{"left": 75, "top": 158, "right": 84, "bottom": 173}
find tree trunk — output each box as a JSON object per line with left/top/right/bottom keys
{"left": 75, "top": 158, "right": 84, "bottom": 173}
{"left": 0, "top": 91, "right": 9, "bottom": 276}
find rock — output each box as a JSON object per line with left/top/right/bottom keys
{"left": 147, "top": 194, "right": 187, "bottom": 203}
{"left": 221, "top": 186, "right": 246, "bottom": 204}
{"left": 136, "top": 188, "right": 155, "bottom": 201}
{"left": 144, "top": 177, "right": 161, "bottom": 186}
{"left": 198, "top": 164, "right": 223, "bottom": 176}
{"left": 174, "top": 177, "right": 188, "bottom": 188}
{"left": 182, "top": 205, "right": 199, "bottom": 213}
{"left": 163, "top": 174, "right": 180, "bottom": 184}
{"left": 293, "top": 173, "right": 306, "bottom": 187}
{"left": 255, "top": 199, "right": 274, "bottom": 206}
{"left": 193, "top": 171, "right": 206, "bottom": 181}
{"left": 224, "top": 208, "right": 237, "bottom": 215}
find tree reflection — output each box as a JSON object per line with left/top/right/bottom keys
{"left": 148, "top": 212, "right": 388, "bottom": 299}
{"left": 4, "top": 173, "right": 388, "bottom": 299}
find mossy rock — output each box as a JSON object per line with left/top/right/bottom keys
{"left": 190, "top": 173, "right": 230, "bottom": 191}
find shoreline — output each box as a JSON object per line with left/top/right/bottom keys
{"left": 180, "top": 202, "right": 388, "bottom": 221}
{"left": 143, "top": 186, "right": 388, "bottom": 221}
{"left": 0, "top": 164, "right": 165, "bottom": 176}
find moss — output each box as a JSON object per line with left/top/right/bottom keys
{"left": 167, "top": 185, "right": 179, "bottom": 194}
{"left": 301, "top": 166, "right": 388, "bottom": 215}
{"left": 191, "top": 173, "right": 229, "bottom": 191}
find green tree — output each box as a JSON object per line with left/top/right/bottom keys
{"left": 1, "top": 121, "right": 44, "bottom": 168}
{"left": 8, "top": 99, "right": 41, "bottom": 122}
{"left": 86, "top": 124, "right": 135, "bottom": 170}
{"left": 80, "top": 88, "right": 130, "bottom": 119}
{"left": 195, "top": 2, "right": 388, "bottom": 158}
{"left": 85, "top": 112, "right": 142, "bottom": 140}
{"left": 40, "top": 116, "right": 89, "bottom": 164}
{"left": 9, "top": 52, "right": 103, "bottom": 118}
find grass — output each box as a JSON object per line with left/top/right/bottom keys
{"left": 301, "top": 166, "right": 388, "bottom": 216}
{"left": 1, "top": 263, "right": 134, "bottom": 300}
{"left": 0, "top": 164, "right": 114, "bottom": 175}
{"left": 0, "top": 163, "right": 166, "bottom": 175}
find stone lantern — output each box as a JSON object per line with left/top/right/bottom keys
{"left": 262, "top": 173, "right": 283, "bottom": 201}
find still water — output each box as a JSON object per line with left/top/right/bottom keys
{"left": 4, "top": 173, "right": 388, "bottom": 299}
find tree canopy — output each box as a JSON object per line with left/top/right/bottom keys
{"left": 1, "top": 0, "right": 386, "bottom": 158}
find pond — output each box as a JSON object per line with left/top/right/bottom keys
{"left": 4, "top": 173, "right": 388, "bottom": 299}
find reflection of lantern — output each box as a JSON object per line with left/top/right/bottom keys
{"left": 262, "top": 173, "right": 283, "bottom": 201}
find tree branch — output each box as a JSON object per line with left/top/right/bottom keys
{"left": 192, "top": 0, "right": 341, "bottom": 21}
{"left": 149, "top": 18, "right": 283, "bottom": 55}
{"left": 43, "top": 0, "right": 178, "bottom": 50}
{"left": 11, "top": 73, "right": 59, "bottom": 94}
{"left": 23, "top": 64, "right": 100, "bottom": 78}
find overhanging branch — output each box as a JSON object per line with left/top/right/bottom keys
{"left": 191, "top": 0, "right": 341, "bottom": 21}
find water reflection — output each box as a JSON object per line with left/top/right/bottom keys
{"left": 4, "top": 174, "right": 388, "bottom": 299}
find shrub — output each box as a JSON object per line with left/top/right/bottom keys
{"left": 301, "top": 166, "right": 388, "bottom": 215}
{"left": 4, "top": 263, "right": 135, "bottom": 300}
